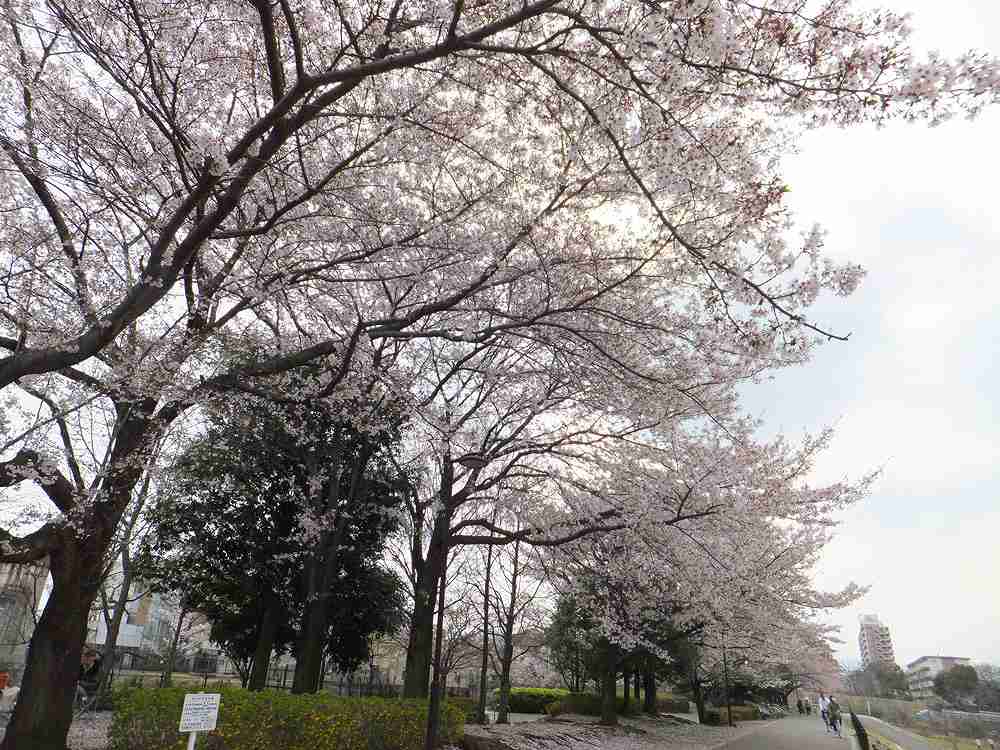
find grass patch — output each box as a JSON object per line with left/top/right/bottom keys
{"left": 867, "top": 731, "right": 904, "bottom": 750}
{"left": 925, "top": 737, "right": 991, "bottom": 750}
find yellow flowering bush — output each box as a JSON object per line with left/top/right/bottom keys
{"left": 109, "top": 687, "right": 465, "bottom": 750}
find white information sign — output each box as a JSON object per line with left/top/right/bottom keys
{"left": 178, "top": 693, "right": 221, "bottom": 733}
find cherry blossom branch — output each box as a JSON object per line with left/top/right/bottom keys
{"left": 15, "top": 381, "right": 86, "bottom": 492}
{"left": 0, "top": 448, "right": 78, "bottom": 513}
{"left": 0, "top": 524, "right": 58, "bottom": 565}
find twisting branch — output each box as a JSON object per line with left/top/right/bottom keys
{"left": 0, "top": 448, "right": 79, "bottom": 513}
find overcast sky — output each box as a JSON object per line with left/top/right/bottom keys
{"left": 741, "top": 0, "right": 1000, "bottom": 670}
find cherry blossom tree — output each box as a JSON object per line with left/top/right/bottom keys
{"left": 1, "top": 0, "right": 998, "bottom": 747}
{"left": 541, "top": 422, "right": 875, "bottom": 724}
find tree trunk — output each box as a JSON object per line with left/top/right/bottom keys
{"left": 477, "top": 534, "right": 496, "bottom": 724}
{"left": 600, "top": 641, "right": 618, "bottom": 727}
{"left": 292, "top": 509, "right": 350, "bottom": 694}
{"left": 0, "top": 400, "right": 161, "bottom": 750}
{"left": 496, "top": 632, "right": 514, "bottom": 724}
{"left": 403, "top": 508, "right": 449, "bottom": 698}
{"left": 495, "top": 534, "right": 521, "bottom": 725}
{"left": 574, "top": 646, "right": 582, "bottom": 693}
{"left": 423, "top": 515, "right": 450, "bottom": 750}
{"left": 291, "top": 573, "right": 330, "bottom": 693}
{"left": 692, "top": 680, "right": 707, "bottom": 723}
{"left": 95, "top": 469, "right": 152, "bottom": 693}
{"left": 161, "top": 606, "right": 188, "bottom": 687}
{"left": 643, "top": 670, "right": 657, "bottom": 714}
{"left": 249, "top": 596, "right": 281, "bottom": 691}
{"left": 95, "top": 564, "right": 132, "bottom": 692}
{"left": 1, "top": 548, "right": 95, "bottom": 750}
{"left": 622, "top": 669, "right": 630, "bottom": 714}
{"left": 293, "top": 447, "right": 372, "bottom": 695}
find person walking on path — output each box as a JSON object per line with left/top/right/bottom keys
{"left": 828, "top": 696, "right": 843, "bottom": 738}
{"left": 819, "top": 692, "right": 831, "bottom": 731}
{"left": 797, "top": 698, "right": 804, "bottom": 715}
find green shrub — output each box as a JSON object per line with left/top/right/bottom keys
{"left": 505, "top": 688, "right": 571, "bottom": 714}
{"left": 657, "top": 698, "right": 690, "bottom": 714}
{"left": 446, "top": 696, "right": 479, "bottom": 724}
{"left": 544, "top": 692, "right": 645, "bottom": 717}
{"left": 702, "top": 705, "right": 761, "bottom": 725}
{"left": 109, "top": 686, "right": 464, "bottom": 750}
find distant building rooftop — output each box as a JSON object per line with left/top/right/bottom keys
{"left": 906, "top": 656, "right": 971, "bottom": 669}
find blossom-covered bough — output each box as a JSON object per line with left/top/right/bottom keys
{"left": 0, "top": 0, "right": 997, "bottom": 747}
{"left": 539, "top": 421, "right": 876, "bottom": 723}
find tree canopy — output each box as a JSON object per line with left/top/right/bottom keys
{"left": 2, "top": 0, "right": 999, "bottom": 746}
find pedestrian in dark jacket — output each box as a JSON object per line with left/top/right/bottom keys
{"left": 828, "top": 696, "right": 843, "bottom": 737}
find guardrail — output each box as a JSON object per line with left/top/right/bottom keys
{"left": 850, "top": 709, "right": 870, "bottom": 750}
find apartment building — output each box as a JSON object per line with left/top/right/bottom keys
{"left": 858, "top": 614, "right": 896, "bottom": 668}
{"left": 906, "top": 656, "right": 972, "bottom": 699}
{"left": 0, "top": 560, "right": 49, "bottom": 680}
{"left": 87, "top": 583, "right": 222, "bottom": 673}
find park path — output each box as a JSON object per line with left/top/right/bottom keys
{"left": 716, "top": 714, "right": 851, "bottom": 749}
{"left": 855, "top": 715, "right": 936, "bottom": 750}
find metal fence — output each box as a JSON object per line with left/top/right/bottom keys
{"left": 850, "top": 709, "right": 870, "bottom": 750}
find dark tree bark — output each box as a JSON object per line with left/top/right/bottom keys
{"left": 161, "top": 605, "right": 190, "bottom": 687}
{"left": 291, "top": 532, "right": 344, "bottom": 693}
{"left": 476, "top": 526, "right": 496, "bottom": 724}
{"left": 691, "top": 677, "right": 707, "bottom": 723}
{"left": 1, "top": 400, "right": 158, "bottom": 750}
{"left": 622, "top": 668, "right": 630, "bottom": 714}
{"left": 292, "top": 442, "right": 368, "bottom": 694}
{"left": 249, "top": 594, "right": 281, "bottom": 691}
{"left": 600, "top": 641, "right": 618, "bottom": 727}
{"left": 494, "top": 535, "right": 521, "bottom": 725}
{"left": 403, "top": 507, "right": 450, "bottom": 698}
{"left": 1, "top": 545, "right": 94, "bottom": 750}
{"left": 423, "top": 474, "right": 453, "bottom": 750}
{"left": 643, "top": 670, "right": 657, "bottom": 714}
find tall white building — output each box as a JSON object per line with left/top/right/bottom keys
{"left": 858, "top": 614, "right": 896, "bottom": 668}
{"left": 906, "top": 656, "right": 972, "bottom": 699}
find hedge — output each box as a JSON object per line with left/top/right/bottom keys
{"left": 703, "top": 705, "right": 761, "bottom": 725}
{"left": 504, "top": 688, "right": 571, "bottom": 714}
{"left": 542, "top": 692, "right": 690, "bottom": 717}
{"left": 544, "top": 692, "right": 643, "bottom": 717}
{"left": 657, "top": 698, "right": 690, "bottom": 714}
{"left": 109, "top": 687, "right": 465, "bottom": 750}
{"left": 447, "top": 695, "right": 479, "bottom": 724}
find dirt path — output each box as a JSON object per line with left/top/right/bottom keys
{"left": 462, "top": 713, "right": 767, "bottom": 750}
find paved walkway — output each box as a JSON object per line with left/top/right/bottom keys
{"left": 717, "top": 715, "right": 851, "bottom": 749}
{"left": 856, "top": 715, "right": 936, "bottom": 750}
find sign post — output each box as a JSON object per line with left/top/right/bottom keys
{"left": 178, "top": 693, "right": 220, "bottom": 750}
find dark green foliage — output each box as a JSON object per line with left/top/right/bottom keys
{"left": 846, "top": 662, "right": 911, "bottom": 699}
{"left": 544, "top": 692, "right": 644, "bottom": 717}
{"left": 702, "top": 705, "right": 761, "bottom": 725}
{"left": 140, "top": 389, "right": 409, "bottom": 678}
{"left": 504, "top": 687, "right": 570, "bottom": 714}
{"left": 544, "top": 596, "right": 600, "bottom": 692}
{"left": 934, "top": 664, "right": 980, "bottom": 706}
